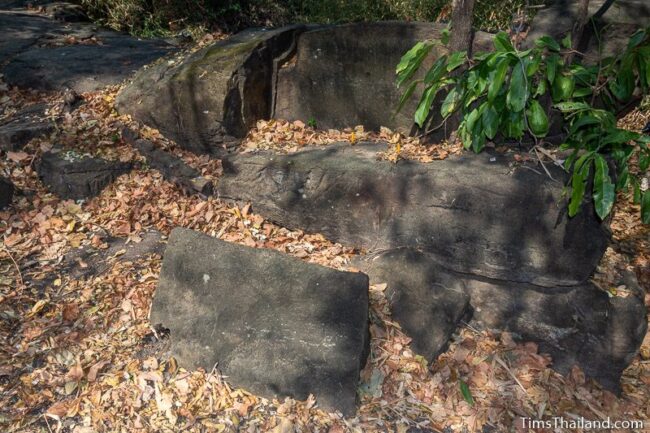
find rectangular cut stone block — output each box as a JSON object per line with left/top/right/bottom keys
{"left": 150, "top": 228, "right": 370, "bottom": 416}
{"left": 218, "top": 143, "right": 610, "bottom": 287}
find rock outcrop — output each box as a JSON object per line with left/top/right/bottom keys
{"left": 37, "top": 150, "right": 132, "bottom": 199}
{"left": 0, "top": 104, "right": 53, "bottom": 151}
{"left": 116, "top": 26, "right": 306, "bottom": 154}
{"left": 218, "top": 143, "right": 609, "bottom": 286}
{"left": 0, "top": 10, "right": 174, "bottom": 92}
{"left": 358, "top": 248, "right": 647, "bottom": 392}
{"left": 150, "top": 228, "right": 370, "bottom": 416}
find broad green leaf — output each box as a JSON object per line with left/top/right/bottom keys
{"left": 561, "top": 33, "right": 572, "bottom": 49}
{"left": 534, "top": 78, "right": 547, "bottom": 97}
{"left": 441, "top": 28, "right": 450, "bottom": 45}
{"left": 546, "top": 53, "right": 560, "bottom": 84}
{"left": 440, "top": 86, "right": 461, "bottom": 118}
{"left": 554, "top": 101, "right": 590, "bottom": 112}
{"left": 628, "top": 29, "right": 646, "bottom": 49}
{"left": 633, "top": 181, "right": 641, "bottom": 204}
{"left": 643, "top": 191, "right": 650, "bottom": 224}
{"left": 524, "top": 55, "right": 541, "bottom": 76}
{"left": 414, "top": 84, "right": 438, "bottom": 127}
{"left": 447, "top": 51, "right": 467, "bottom": 72}
{"left": 482, "top": 103, "right": 499, "bottom": 139}
{"left": 472, "top": 133, "right": 486, "bottom": 153}
{"left": 424, "top": 55, "right": 448, "bottom": 84}
{"left": 396, "top": 80, "right": 419, "bottom": 114}
{"left": 488, "top": 57, "right": 510, "bottom": 102}
{"left": 552, "top": 74, "right": 575, "bottom": 101}
{"left": 459, "top": 380, "right": 475, "bottom": 406}
{"left": 527, "top": 99, "right": 549, "bottom": 137}
{"left": 535, "top": 35, "right": 561, "bottom": 52}
{"left": 396, "top": 41, "right": 434, "bottom": 87}
{"left": 568, "top": 155, "right": 591, "bottom": 217}
{"left": 569, "top": 114, "right": 600, "bottom": 134}
{"left": 616, "top": 164, "right": 629, "bottom": 190}
{"left": 507, "top": 62, "right": 527, "bottom": 112}
{"left": 397, "top": 41, "right": 431, "bottom": 74}
{"left": 592, "top": 155, "right": 615, "bottom": 219}
{"left": 601, "top": 128, "right": 639, "bottom": 146}
{"left": 640, "top": 151, "right": 650, "bottom": 172}
{"left": 504, "top": 110, "right": 525, "bottom": 138}
{"left": 494, "top": 32, "right": 514, "bottom": 52}
{"left": 465, "top": 107, "right": 480, "bottom": 133}
{"left": 572, "top": 87, "right": 592, "bottom": 98}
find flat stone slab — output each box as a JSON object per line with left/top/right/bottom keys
{"left": 0, "top": 103, "right": 53, "bottom": 151}
{"left": 358, "top": 248, "right": 648, "bottom": 391}
{"left": 37, "top": 149, "right": 132, "bottom": 199}
{"left": 150, "top": 228, "right": 370, "bottom": 416}
{"left": 0, "top": 11, "right": 175, "bottom": 92}
{"left": 218, "top": 143, "right": 610, "bottom": 287}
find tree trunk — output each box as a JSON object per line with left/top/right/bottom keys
{"left": 425, "top": 0, "right": 476, "bottom": 144}
{"left": 567, "top": 0, "right": 590, "bottom": 64}
{"left": 449, "top": 0, "right": 476, "bottom": 56}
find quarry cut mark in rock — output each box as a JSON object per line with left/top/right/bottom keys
{"left": 150, "top": 227, "right": 370, "bottom": 416}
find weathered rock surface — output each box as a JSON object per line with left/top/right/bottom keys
{"left": 116, "top": 23, "right": 495, "bottom": 150}
{"left": 0, "top": 103, "right": 53, "bottom": 151}
{"left": 358, "top": 248, "right": 648, "bottom": 391}
{"left": 0, "top": 176, "right": 14, "bottom": 208}
{"left": 37, "top": 150, "right": 132, "bottom": 199}
{"left": 218, "top": 143, "right": 610, "bottom": 286}
{"left": 0, "top": 10, "right": 175, "bottom": 92}
{"left": 116, "top": 26, "right": 305, "bottom": 154}
{"left": 356, "top": 249, "right": 471, "bottom": 361}
{"left": 121, "top": 128, "right": 213, "bottom": 196}
{"left": 274, "top": 22, "right": 492, "bottom": 133}
{"left": 28, "top": 230, "right": 164, "bottom": 293}
{"left": 526, "top": 0, "right": 650, "bottom": 63}
{"left": 150, "top": 228, "right": 370, "bottom": 415}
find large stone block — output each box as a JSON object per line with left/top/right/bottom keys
{"left": 274, "top": 22, "right": 493, "bottom": 133}
{"left": 150, "top": 228, "right": 370, "bottom": 416}
{"left": 37, "top": 150, "right": 132, "bottom": 199}
{"left": 358, "top": 248, "right": 647, "bottom": 391}
{"left": 218, "top": 143, "right": 610, "bottom": 287}
{"left": 116, "top": 26, "right": 305, "bottom": 154}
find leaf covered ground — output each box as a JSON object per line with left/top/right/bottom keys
{"left": 0, "top": 78, "right": 649, "bottom": 433}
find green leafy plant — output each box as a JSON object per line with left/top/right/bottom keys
{"left": 396, "top": 27, "right": 650, "bottom": 223}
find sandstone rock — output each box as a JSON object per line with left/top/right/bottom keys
{"left": 121, "top": 129, "right": 213, "bottom": 196}
{"left": 357, "top": 248, "right": 471, "bottom": 361}
{"left": 0, "top": 176, "right": 14, "bottom": 208}
{"left": 274, "top": 22, "right": 493, "bottom": 133}
{"left": 150, "top": 228, "right": 370, "bottom": 416}
{"left": 116, "top": 26, "right": 305, "bottom": 154}
{"left": 218, "top": 143, "right": 609, "bottom": 286}
{"left": 0, "top": 104, "right": 53, "bottom": 151}
{"left": 526, "top": 0, "right": 650, "bottom": 64}
{"left": 1, "top": 12, "right": 175, "bottom": 92}
{"left": 37, "top": 150, "right": 132, "bottom": 199}
{"left": 358, "top": 248, "right": 647, "bottom": 391}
